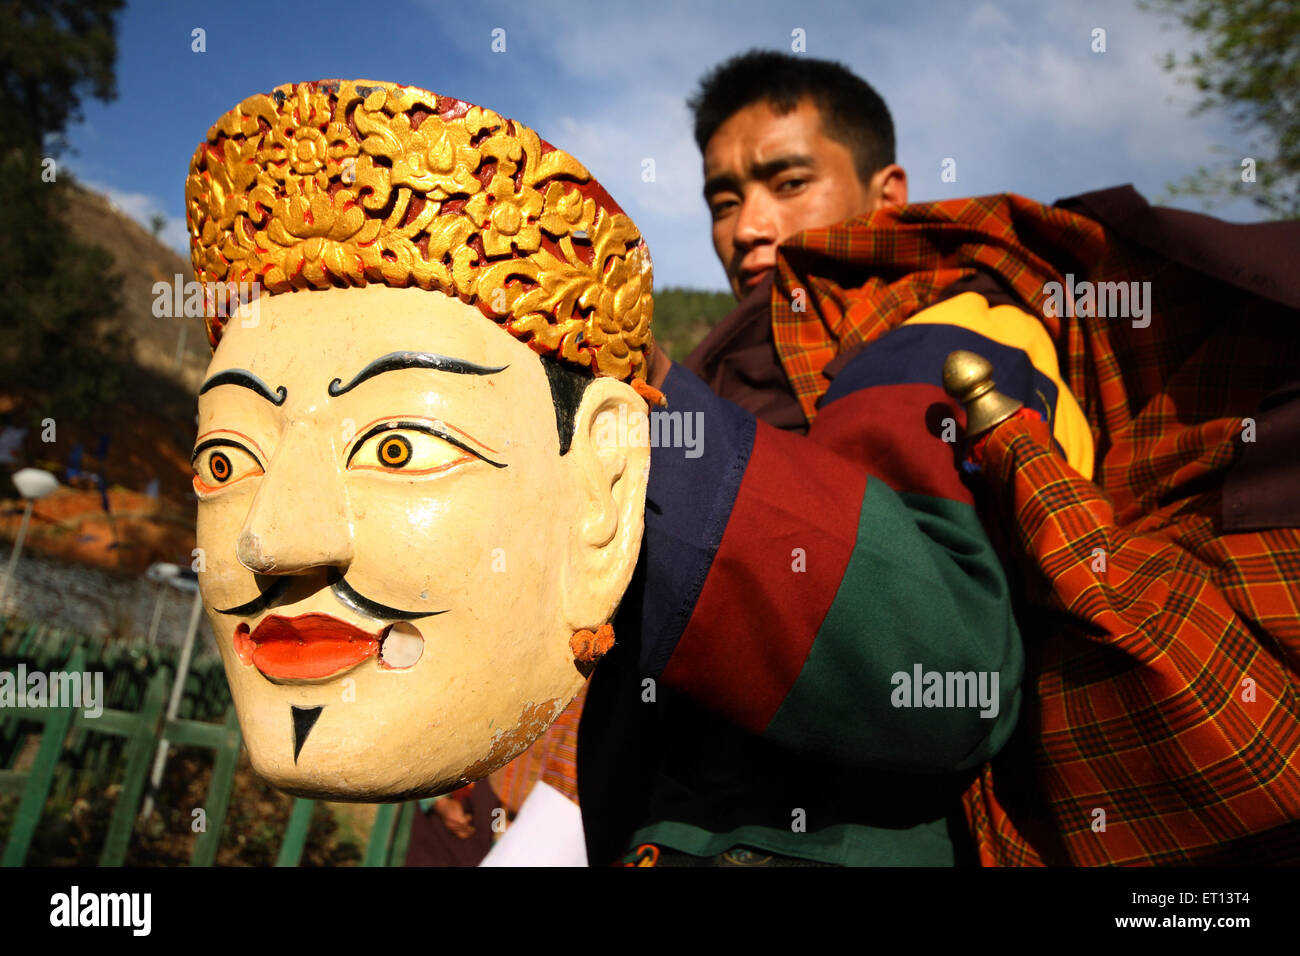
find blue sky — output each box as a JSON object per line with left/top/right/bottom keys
{"left": 62, "top": 0, "right": 1261, "bottom": 294}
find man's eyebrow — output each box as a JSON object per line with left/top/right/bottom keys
{"left": 327, "top": 350, "right": 509, "bottom": 397}
{"left": 703, "top": 154, "right": 817, "bottom": 200}
{"left": 198, "top": 369, "right": 287, "bottom": 406}
{"left": 703, "top": 171, "right": 740, "bottom": 200}
{"left": 750, "top": 154, "right": 816, "bottom": 181}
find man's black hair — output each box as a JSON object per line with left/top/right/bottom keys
{"left": 688, "top": 49, "right": 895, "bottom": 186}
{"left": 540, "top": 355, "right": 592, "bottom": 456}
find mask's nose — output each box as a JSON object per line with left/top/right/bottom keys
{"left": 236, "top": 421, "right": 353, "bottom": 575}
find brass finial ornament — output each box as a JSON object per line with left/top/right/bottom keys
{"left": 943, "top": 350, "right": 1024, "bottom": 437}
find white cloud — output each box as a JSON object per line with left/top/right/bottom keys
{"left": 391, "top": 0, "right": 1271, "bottom": 288}
{"left": 462, "top": 0, "right": 1264, "bottom": 285}
{"left": 74, "top": 0, "right": 1270, "bottom": 293}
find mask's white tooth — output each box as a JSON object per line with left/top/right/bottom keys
{"left": 379, "top": 621, "right": 424, "bottom": 668}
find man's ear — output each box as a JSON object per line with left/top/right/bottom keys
{"left": 870, "top": 163, "right": 908, "bottom": 209}
{"left": 559, "top": 377, "right": 651, "bottom": 632}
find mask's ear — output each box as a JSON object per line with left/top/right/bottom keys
{"left": 559, "top": 377, "right": 651, "bottom": 634}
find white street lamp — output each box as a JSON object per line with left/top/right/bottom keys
{"left": 141, "top": 563, "right": 203, "bottom": 820}
{"left": 144, "top": 562, "right": 198, "bottom": 645}
{"left": 1, "top": 468, "right": 60, "bottom": 610}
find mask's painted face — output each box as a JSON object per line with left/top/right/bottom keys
{"left": 194, "top": 283, "right": 648, "bottom": 800}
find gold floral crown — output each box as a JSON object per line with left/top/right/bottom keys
{"left": 186, "top": 79, "right": 652, "bottom": 381}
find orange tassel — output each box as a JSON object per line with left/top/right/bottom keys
{"left": 570, "top": 623, "right": 616, "bottom": 663}
{"left": 632, "top": 378, "right": 667, "bottom": 407}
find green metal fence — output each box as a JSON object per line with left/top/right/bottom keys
{"left": 0, "top": 615, "right": 416, "bottom": 866}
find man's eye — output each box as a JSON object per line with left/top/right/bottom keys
{"left": 776, "top": 178, "right": 808, "bottom": 193}
{"left": 193, "top": 444, "right": 263, "bottom": 491}
{"left": 709, "top": 199, "right": 738, "bottom": 219}
{"left": 349, "top": 428, "right": 470, "bottom": 475}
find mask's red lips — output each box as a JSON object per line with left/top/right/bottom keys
{"left": 235, "top": 613, "right": 382, "bottom": 680}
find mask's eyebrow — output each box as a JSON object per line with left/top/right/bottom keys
{"left": 199, "top": 369, "right": 287, "bottom": 406}
{"left": 328, "top": 351, "right": 508, "bottom": 397}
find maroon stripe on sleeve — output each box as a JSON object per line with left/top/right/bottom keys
{"left": 811, "top": 384, "right": 976, "bottom": 504}
{"left": 660, "top": 420, "right": 866, "bottom": 732}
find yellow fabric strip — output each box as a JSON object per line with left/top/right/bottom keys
{"left": 904, "top": 292, "right": 1095, "bottom": 480}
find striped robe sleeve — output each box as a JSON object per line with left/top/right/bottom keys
{"left": 633, "top": 291, "right": 1090, "bottom": 774}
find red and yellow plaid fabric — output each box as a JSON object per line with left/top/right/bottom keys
{"left": 771, "top": 194, "right": 1300, "bottom": 864}
{"left": 771, "top": 194, "right": 1108, "bottom": 424}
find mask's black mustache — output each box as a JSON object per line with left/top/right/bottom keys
{"left": 213, "top": 571, "right": 445, "bottom": 621}
{"left": 215, "top": 577, "right": 291, "bottom": 615}
{"left": 331, "top": 575, "right": 447, "bottom": 621}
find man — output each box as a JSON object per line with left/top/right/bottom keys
{"left": 574, "top": 51, "right": 1094, "bottom": 867}
{"left": 697, "top": 63, "right": 905, "bottom": 303}
{"left": 580, "top": 49, "right": 1300, "bottom": 866}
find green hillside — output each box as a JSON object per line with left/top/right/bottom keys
{"left": 651, "top": 286, "right": 736, "bottom": 361}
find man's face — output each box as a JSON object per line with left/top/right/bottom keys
{"left": 194, "top": 285, "right": 609, "bottom": 800}
{"left": 704, "top": 97, "right": 879, "bottom": 300}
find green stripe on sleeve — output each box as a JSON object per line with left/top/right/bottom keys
{"left": 765, "top": 480, "right": 1024, "bottom": 772}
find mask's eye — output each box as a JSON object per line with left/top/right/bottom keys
{"left": 192, "top": 442, "right": 263, "bottom": 493}
{"left": 376, "top": 434, "right": 413, "bottom": 468}
{"left": 348, "top": 425, "right": 473, "bottom": 476}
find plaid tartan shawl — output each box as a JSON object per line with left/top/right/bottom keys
{"left": 771, "top": 192, "right": 1300, "bottom": 864}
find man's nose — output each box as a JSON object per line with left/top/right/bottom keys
{"left": 733, "top": 190, "right": 779, "bottom": 250}
{"left": 236, "top": 422, "right": 353, "bottom": 574}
